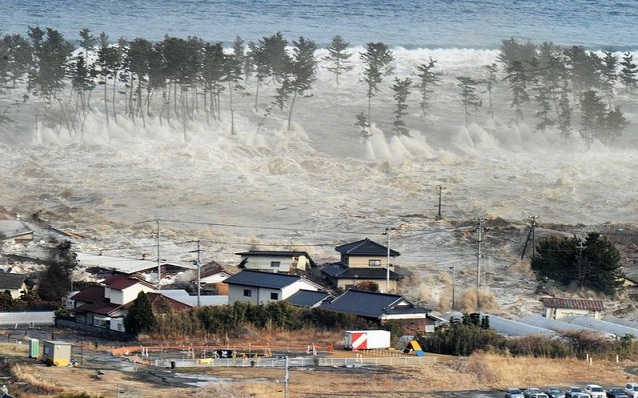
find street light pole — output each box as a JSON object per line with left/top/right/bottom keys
{"left": 383, "top": 225, "right": 395, "bottom": 293}
{"left": 156, "top": 219, "right": 161, "bottom": 290}
{"left": 196, "top": 240, "right": 201, "bottom": 308}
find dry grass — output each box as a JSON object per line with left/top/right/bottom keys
{"left": 0, "top": 350, "right": 635, "bottom": 397}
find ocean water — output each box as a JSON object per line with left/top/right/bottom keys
{"left": 1, "top": 0, "right": 637, "bottom": 313}
{"left": 2, "top": 0, "right": 637, "bottom": 50}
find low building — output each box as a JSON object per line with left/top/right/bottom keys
{"left": 75, "top": 252, "right": 196, "bottom": 285}
{"left": 224, "top": 270, "right": 323, "bottom": 305}
{"left": 198, "top": 261, "right": 237, "bottom": 295}
{"left": 286, "top": 289, "right": 333, "bottom": 308}
{"left": 321, "top": 238, "right": 402, "bottom": 293}
{"left": 540, "top": 297, "right": 604, "bottom": 320}
{"left": 41, "top": 340, "right": 72, "bottom": 366}
{"left": 236, "top": 250, "right": 316, "bottom": 274}
{"left": 0, "top": 273, "right": 27, "bottom": 299}
{"left": 72, "top": 274, "right": 155, "bottom": 330}
{"left": 321, "top": 289, "right": 432, "bottom": 334}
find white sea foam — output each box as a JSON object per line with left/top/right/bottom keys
{"left": 1, "top": 45, "right": 636, "bottom": 313}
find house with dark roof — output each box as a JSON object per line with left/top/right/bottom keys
{"left": 0, "top": 273, "right": 27, "bottom": 299}
{"left": 286, "top": 289, "right": 334, "bottom": 308}
{"left": 224, "top": 270, "right": 324, "bottom": 305}
{"left": 236, "top": 250, "right": 316, "bottom": 274}
{"left": 320, "top": 289, "right": 433, "bottom": 334}
{"left": 321, "top": 238, "right": 402, "bottom": 293}
{"left": 540, "top": 297, "right": 605, "bottom": 320}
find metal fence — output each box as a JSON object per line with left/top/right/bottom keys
{"left": 151, "top": 355, "right": 436, "bottom": 368}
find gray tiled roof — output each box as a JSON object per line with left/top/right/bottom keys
{"left": 0, "top": 273, "right": 26, "bottom": 290}
{"left": 224, "top": 270, "right": 304, "bottom": 289}
{"left": 335, "top": 238, "right": 400, "bottom": 257}
{"left": 321, "top": 289, "right": 428, "bottom": 319}
{"left": 286, "top": 290, "right": 333, "bottom": 308}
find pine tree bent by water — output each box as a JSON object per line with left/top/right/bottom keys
{"left": 0, "top": 29, "right": 632, "bottom": 146}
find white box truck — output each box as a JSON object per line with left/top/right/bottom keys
{"left": 344, "top": 330, "right": 391, "bottom": 350}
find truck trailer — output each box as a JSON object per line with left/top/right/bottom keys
{"left": 344, "top": 330, "right": 391, "bottom": 350}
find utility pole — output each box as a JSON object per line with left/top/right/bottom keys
{"left": 577, "top": 240, "right": 586, "bottom": 286}
{"left": 521, "top": 215, "right": 540, "bottom": 260}
{"left": 156, "top": 219, "right": 161, "bottom": 290}
{"left": 450, "top": 265, "right": 456, "bottom": 310}
{"left": 435, "top": 185, "right": 446, "bottom": 221}
{"left": 383, "top": 225, "right": 395, "bottom": 293}
{"left": 284, "top": 356, "right": 289, "bottom": 398}
{"left": 196, "top": 240, "right": 202, "bottom": 308}
{"left": 529, "top": 215, "right": 539, "bottom": 259}
{"left": 476, "top": 217, "right": 485, "bottom": 311}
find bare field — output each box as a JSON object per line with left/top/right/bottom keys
{"left": 0, "top": 341, "right": 636, "bottom": 398}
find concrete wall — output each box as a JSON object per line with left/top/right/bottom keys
{"left": 55, "top": 318, "right": 135, "bottom": 341}
{"left": 0, "top": 311, "right": 55, "bottom": 326}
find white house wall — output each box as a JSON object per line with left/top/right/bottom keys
{"left": 228, "top": 285, "right": 259, "bottom": 305}
{"left": 241, "top": 255, "right": 311, "bottom": 273}
{"left": 106, "top": 284, "right": 154, "bottom": 305}
{"left": 281, "top": 281, "right": 317, "bottom": 300}
{"left": 228, "top": 279, "right": 319, "bottom": 305}
{"left": 110, "top": 317, "right": 125, "bottom": 332}
{"left": 545, "top": 307, "right": 600, "bottom": 320}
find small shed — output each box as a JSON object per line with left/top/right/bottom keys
{"left": 42, "top": 340, "right": 72, "bottom": 366}
{"left": 539, "top": 297, "right": 604, "bottom": 320}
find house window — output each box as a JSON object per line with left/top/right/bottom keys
{"left": 43, "top": 346, "right": 50, "bottom": 355}
{"left": 270, "top": 292, "right": 278, "bottom": 300}
{"left": 369, "top": 259, "right": 381, "bottom": 266}
{"left": 270, "top": 261, "right": 281, "bottom": 268}
{"left": 243, "top": 289, "right": 252, "bottom": 297}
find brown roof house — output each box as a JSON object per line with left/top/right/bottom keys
{"left": 198, "top": 261, "right": 237, "bottom": 295}
{"left": 540, "top": 297, "right": 605, "bottom": 320}
{"left": 72, "top": 274, "right": 156, "bottom": 332}
{"left": 321, "top": 238, "right": 402, "bottom": 294}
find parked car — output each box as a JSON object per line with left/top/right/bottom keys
{"left": 625, "top": 383, "right": 638, "bottom": 398}
{"left": 586, "top": 385, "right": 606, "bottom": 398}
{"left": 607, "top": 387, "right": 629, "bottom": 398}
{"left": 506, "top": 389, "right": 525, "bottom": 398}
{"left": 546, "top": 387, "right": 566, "bottom": 398}
{"left": 565, "top": 387, "right": 585, "bottom": 398}
{"left": 531, "top": 393, "right": 549, "bottom": 398}
{"left": 525, "top": 388, "right": 544, "bottom": 398}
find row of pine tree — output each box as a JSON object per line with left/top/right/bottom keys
{"left": 0, "top": 29, "right": 634, "bottom": 143}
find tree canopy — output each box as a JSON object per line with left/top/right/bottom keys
{"left": 531, "top": 232, "right": 623, "bottom": 296}
{"left": 124, "top": 291, "right": 157, "bottom": 335}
